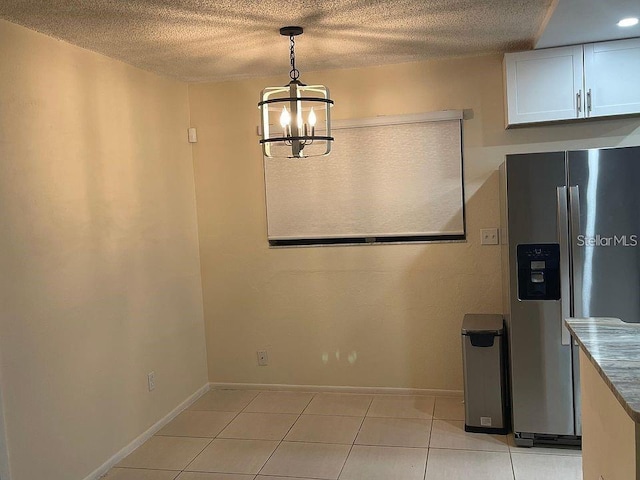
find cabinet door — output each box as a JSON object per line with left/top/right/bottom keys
{"left": 584, "top": 38, "right": 640, "bottom": 118}
{"left": 504, "top": 46, "right": 584, "bottom": 126}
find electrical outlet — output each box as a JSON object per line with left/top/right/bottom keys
{"left": 257, "top": 350, "right": 268, "bottom": 366}
{"left": 481, "top": 228, "right": 499, "bottom": 245}
{"left": 147, "top": 371, "right": 156, "bottom": 391}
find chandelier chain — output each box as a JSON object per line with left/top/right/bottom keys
{"left": 289, "top": 35, "right": 300, "bottom": 81}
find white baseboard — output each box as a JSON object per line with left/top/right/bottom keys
{"left": 84, "top": 382, "right": 210, "bottom": 480}
{"left": 210, "top": 382, "right": 463, "bottom": 397}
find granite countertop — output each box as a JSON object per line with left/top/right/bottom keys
{"left": 565, "top": 317, "right": 640, "bottom": 422}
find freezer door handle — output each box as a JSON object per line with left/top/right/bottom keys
{"left": 569, "top": 186, "right": 582, "bottom": 319}
{"left": 557, "top": 186, "right": 572, "bottom": 346}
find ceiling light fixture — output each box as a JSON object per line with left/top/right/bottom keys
{"left": 617, "top": 17, "right": 639, "bottom": 27}
{"left": 259, "top": 26, "right": 334, "bottom": 158}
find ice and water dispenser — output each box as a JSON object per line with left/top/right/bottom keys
{"left": 516, "top": 244, "right": 561, "bottom": 301}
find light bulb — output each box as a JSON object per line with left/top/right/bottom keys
{"left": 617, "top": 17, "right": 639, "bottom": 27}
{"left": 279, "top": 106, "right": 291, "bottom": 128}
{"left": 308, "top": 108, "right": 317, "bottom": 127}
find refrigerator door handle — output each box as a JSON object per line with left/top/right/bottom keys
{"left": 557, "top": 186, "right": 572, "bottom": 346}
{"left": 569, "top": 186, "right": 582, "bottom": 319}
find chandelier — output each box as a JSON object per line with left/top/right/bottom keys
{"left": 258, "top": 26, "right": 334, "bottom": 158}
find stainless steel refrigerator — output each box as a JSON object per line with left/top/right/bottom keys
{"left": 500, "top": 145, "right": 640, "bottom": 447}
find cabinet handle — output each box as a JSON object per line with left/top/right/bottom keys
{"left": 576, "top": 90, "right": 582, "bottom": 117}
{"left": 587, "top": 88, "right": 592, "bottom": 114}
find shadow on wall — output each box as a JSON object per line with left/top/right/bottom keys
{"left": 493, "top": 118, "right": 640, "bottom": 149}
{"left": 467, "top": 54, "right": 640, "bottom": 150}
{"left": 480, "top": 68, "right": 640, "bottom": 149}
{"left": 405, "top": 171, "right": 502, "bottom": 391}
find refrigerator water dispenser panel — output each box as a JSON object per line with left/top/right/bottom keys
{"left": 517, "top": 244, "right": 561, "bottom": 301}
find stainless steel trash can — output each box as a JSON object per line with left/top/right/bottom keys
{"left": 461, "top": 314, "right": 508, "bottom": 434}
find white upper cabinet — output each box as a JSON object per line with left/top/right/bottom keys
{"left": 584, "top": 38, "right": 640, "bottom": 118}
{"left": 504, "top": 38, "right": 640, "bottom": 127}
{"left": 504, "top": 46, "right": 584, "bottom": 125}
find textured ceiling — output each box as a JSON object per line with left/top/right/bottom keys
{"left": 0, "top": 0, "right": 554, "bottom": 82}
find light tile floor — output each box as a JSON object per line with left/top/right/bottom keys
{"left": 105, "top": 390, "right": 582, "bottom": 480}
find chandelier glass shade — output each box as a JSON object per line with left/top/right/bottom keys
{"left": 259, "top": 27, "right": 334, "bottom": 158}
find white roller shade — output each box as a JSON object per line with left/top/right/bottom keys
{"left": 264, "top": 111, "right": 464, "bottom": 244}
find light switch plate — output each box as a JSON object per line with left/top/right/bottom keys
{"left": 147, "top": 371, "right": 156, "bottom": 391}
{"left": 481, "top": 228, "right": 499, "bottom": 245}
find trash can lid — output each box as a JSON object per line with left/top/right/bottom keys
{"left": 461, "top": 314, "right": 504, "bottom": 335}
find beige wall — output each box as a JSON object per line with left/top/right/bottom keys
{"left": 189, "top": 55, "right": 640, "bottom": 391}
{"left": 0, "top": 20, "right": 208, "bottom": 480}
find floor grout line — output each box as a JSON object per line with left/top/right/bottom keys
{"left": 254, "top": 390, "right": 318, "bottom": 477}
{"left": 335, "top": 394, "right": 375, "bottom": 479}
{"left": 421, "top": 397, "right": 436, "bottom": 479}
{"left": 179, "top": 389, "right": 259, "bottom": 475}
{"left": 428, "top": 446, "right": 510, "bottom": 453}
{"left": 508, "top": 435, "right": 517, "bottom": 480}
{"left": 424, "top": 445, "right": 430, "bottom": 480}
